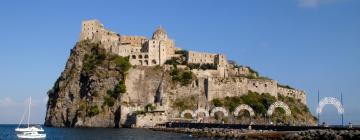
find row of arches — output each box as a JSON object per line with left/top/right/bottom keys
{"left": 138, "top": 60, "right": 157, "bottom": 66}
{"left": 132, "top": 54, "right": 149, "bottom": 59}
{"left": 180, "top": 101, "right": 291, "bottom": 119}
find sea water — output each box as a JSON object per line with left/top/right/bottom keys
{"left": 0, "top": 124, "right": 202, "bottom": 140}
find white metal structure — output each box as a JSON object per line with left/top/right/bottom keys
{"left": 233, "top": 104, "right": 255, "bottom": 117}
{"left": 316, "top": 97, "right": 344, "bottom": 114}
{"left": 267, "top": 101, "right": 291, "bottom": 116}
{"left": 210, "top": 107, "right": 229, "bottom": 117}
{"left": 180, "top": 109, "right": 195, "bottom": 118}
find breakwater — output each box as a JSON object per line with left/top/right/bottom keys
{"left": 163, "top": 122, "right": 360, "bottom": 131}
{"left": 152, "top": 123, "right": 360, "bottom": 139}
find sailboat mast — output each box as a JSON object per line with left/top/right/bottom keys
{"left": 28, "top": 97, "right": 31, "bottom": 127}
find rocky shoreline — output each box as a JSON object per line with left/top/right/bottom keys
{"left": 151, "top": 127, "right": 360, "bottom": 139}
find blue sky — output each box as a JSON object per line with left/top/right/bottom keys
{"left": 0, "top": 0, "right": 359, "bottom": 125}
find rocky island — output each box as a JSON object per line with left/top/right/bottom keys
{"left": 45, "top": 19, "right": 316, "bottom": 128}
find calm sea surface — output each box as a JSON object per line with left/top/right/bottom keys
{"left": 0, "top": 124, "right": 207, "bottom": 140}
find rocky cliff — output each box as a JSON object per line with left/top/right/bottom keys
{"left": 45, "top": 40, "right": 316, "bottom": 127}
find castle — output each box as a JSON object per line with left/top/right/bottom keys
{"left": 44, "top": 19, "right": 313, "bottom": 128}
{"left": 79, "top": 19, "right": 306, "bottom": 104}
{"left": 80, "top": 20, "right": 227, "bottom": 69}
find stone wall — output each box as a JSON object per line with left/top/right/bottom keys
{"left": 206, "top": 77, "right": 306, "bottom": 104}
{"left": 135, "top": 112, "right": 167, "bottom": 127}
{"left": 278, "top": 87, "right": 307, "bottom": 104}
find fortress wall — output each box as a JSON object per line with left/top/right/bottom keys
{"left": 192, "top": 69, "right": 221, "bottom": 78}
{"left": 278, "top": 87, "right": 307, "bottom": 104}
{"left": 186, "top": 51, "right": 217, "bottom": 64}
{"left": 247, "top": 79, "right": 278, "bottom": 97}
{"left": 206, "top": 77, "right": 249, "bottom": 101}
{"left": 120, "top": 36, "right": 147, "bottom": 48}
{"left": 206, "top": 78, "right": 278, "bottom": 101}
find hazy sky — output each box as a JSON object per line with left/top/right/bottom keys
{"left": 0, "top": 0, "right": 359, "bottom": 125}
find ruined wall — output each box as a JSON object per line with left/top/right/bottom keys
{"left": 186, "top": 51, "right": 217, "bottom": 64}
{"left": 278, "top": 87, "right": 307, "bottom": 104}
{"left": 206, "top": 77, "right": 306, "bottom": 104}
{"left": 135, "top": 112, "right": 167, "bottom": 127}
{"left": 206, "top": 77, "right": 278, "bottom": 101}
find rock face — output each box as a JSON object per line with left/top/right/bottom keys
{"left": 45, "top": 41, "right": 126, "bottom": 127}
{"left": 45, "top": 40, "right": 316, "bottom": 127}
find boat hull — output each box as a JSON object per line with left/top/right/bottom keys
{"left": 17, "top": 134, "right": 46, "bottom": 139}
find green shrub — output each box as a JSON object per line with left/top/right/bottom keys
{"left": 172, "top": 96, "right": 196, "bottom": 111}
{"left": 83, "top": 44, "right": 106, "bottom": 71}
{"left": 277, "top": 84, "right": 294, "bottom": 89}
{"left": 187, "top": 63, "right": 217, "bottom": 70}
{"left": 170, "top": 67, "right": 193, "bottom": 86}
{"left": 88, "top": 105, "right": 100, "bottom": 117}
{"left": 104, "top": 96, "right": 115, "bottom": 107}
{"left": 114, "top": 80, "right": 126, "bottom": 94}
{"left": 165, "top": 57, "right": 181, "bottom": 66}
{"left": 111, "top": 55, "right": 131, "bottom": 73}
{"left": 212, "top": 99, "right": 223, "bottom": 107}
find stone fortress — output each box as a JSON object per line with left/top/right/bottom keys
{"left": 79, "top": 19, "right": 306, "bottom": 104}
{"left": 79, "top": 19, "right": 307, "bottom": 127}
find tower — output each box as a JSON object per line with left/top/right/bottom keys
{"left": 148, "top": 26, "right": 175, "bottom": 65}
{"left": 79, "top": 20, "right": 104, "bottom": 41}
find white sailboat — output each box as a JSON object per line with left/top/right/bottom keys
{"left": 16, "top": 97, "right": 46, "bottom": 139}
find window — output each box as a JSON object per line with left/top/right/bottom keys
{"left": 144, "top": 55, "right": 149, "bottom": 58}
{"left": 132, "top": 55, "right": 136, "bottom": 59}
{"left": 138, "top": 55, "right": 143, "bottom": 59}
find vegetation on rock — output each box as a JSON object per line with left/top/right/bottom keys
{"left": 187, "top": 63, "right": 217, "bottom": 70}
{"left": 277, "top": 83, "right": 295, "bottom": 89}
{"left": 170, "top": 65, "right": 193, "bottom": 86}
{"left": 172, "top": 96, "right": 196, "bottom": 111}
{"left": 211, "top": 91, "right": 314, "bottom": 123}
{"left": 88, "top": 105, "right": 100, "bottom": 117}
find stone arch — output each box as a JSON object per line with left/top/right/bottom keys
{"left": 180, "top": 110, "right": 195, "bottom": 118}
{"left": 138, "top": 55, "right": 143, "bottom": 59}
{"left": 144, "top": 60, "right": 149, "bottom": 65}
{"left": 132, "top": 55, "right": 136, "bottom": 59}
{"left": 210, "top": 107, "right": 228, "bottom": 117}
{"left": 144, "top": 55, "right": 149, "bottom": 58}
{"left": 139, "top": 60, "right": 143, "bottom": 65}
{"left": 194, "top": 108, "right": 209, "bottom": 118}
{"left": 152, "top": 59, "right": 157, "bottom": 65}
{"left": 316, "top": 97, "right": 344, "bottom": 115}
{"left": 267, "top": 101, "right": 291, "bottom": 116}
{"left": 233, "top": 104, "right": 255, "bottom": 117}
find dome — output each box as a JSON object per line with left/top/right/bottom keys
{"left": 152, "top": 26, "right": 168, "bottom": 40}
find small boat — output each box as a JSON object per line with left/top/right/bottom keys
{"left": 15, "top": 125, "right": 44, "bottom": 132}
{"left": 17, "top": 131, "right": 46, "bottom": 139}
{"left": 15, "top": 97, "right": 46, "bottom": 138}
